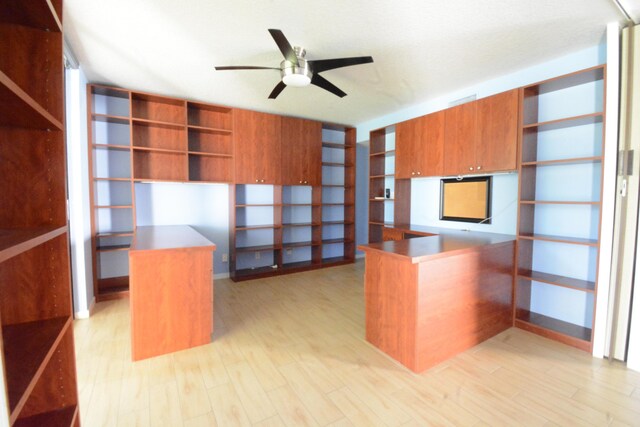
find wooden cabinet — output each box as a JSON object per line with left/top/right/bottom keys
{"left": 396, "top": 111, "right": 444, "bottom": 178}
{"left": 0, "top": 1, "right": 81, "bottom": 425}
{"left": 477, "top": 89, "right": 519, "bottom": 172}
{"left": 443, "top": 89, "right": 519, "bottom": 176}
{"left": 443, "top": 101, "right": 477, "bottom": 176}
{"left": 234, "top": 109, "right": 282, "bottom": 184}
{"left": 281, "top": 117, "right": 322, "bottom": 185}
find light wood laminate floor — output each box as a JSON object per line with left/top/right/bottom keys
{"left": 74, "top": 261, "right": 640, "bottom": 426}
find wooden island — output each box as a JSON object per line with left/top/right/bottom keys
{"left": 129, "top": 225, "right": 216, "bottom": 361}
{"left": 359, "top": 226, "right": 515, "bottom": 373}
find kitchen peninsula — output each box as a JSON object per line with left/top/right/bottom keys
{"left": 358, "top": 226, "right": 515, "bottom": 372}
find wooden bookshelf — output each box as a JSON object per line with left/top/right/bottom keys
{"left": 0, "top": 2, "right": 80, "bottom": 424}
{"left": 515, "top": 65, "right": 606, "bottom": 352}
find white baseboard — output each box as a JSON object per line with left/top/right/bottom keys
{"left": 214, "top": 272, "right": 230, "bottom": 280}
{"left": 75, "top": 296, "right": 95, "bottom": 319}
{"left": 356, "top": 252, "right": 365, "bottom": 259}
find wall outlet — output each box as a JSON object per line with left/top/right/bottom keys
{"left": 255, "top": 251, "right": 261, "bottom": 260}
{"left": 286, "top": 248, "right": 293, "bottom": 255}
{"left": 221, "top": 253, "right": 228, "bottom": 263}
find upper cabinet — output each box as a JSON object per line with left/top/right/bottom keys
{"left": 396, "top": 111, "right": 445, "bottom": 179}
{"left": 443, "top": 101, "right": 478, "bottom": 176}
{"left": 234, "top": 109, "right": 282, "bottom": 184}
{"left": 281, "top": 117, "right": 322, "bottom": 185}
{"left": 443, "top": 89, "right": 519, "bottom": 176}
{"left": 476, "top": 89, "right": 519, "bottom": 172}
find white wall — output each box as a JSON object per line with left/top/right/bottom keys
{"left": 65, "top": 67, "right": 95, "bottom": 318}
{"left": 134, "top": 182, "right": 230, "bottom": 277}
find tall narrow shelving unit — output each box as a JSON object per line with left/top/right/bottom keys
{"left": 0, "top": 1, "right": 80, "bottom": 425}
{"left": 281, "top": 185, "right": 322, "bottom": 272}
{"left": 515, "top": 65, "right": 606, "bottom": 352}
{"left": 321, "top": 125, "right": 356, "bottom": 266}
{"left": 87, "top": 84, "right": 235, "bottom": 300}
{"left": 368, "top": 126, "right": 404, "bottom": 243}
{"left": 88, "top": 85, "right": 135, "bottom": 301}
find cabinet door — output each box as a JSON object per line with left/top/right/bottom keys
{"left": 281, "top": 117, "right": 322, "bottom": 185}
{"left": 234, "top": 109, "right": 282, "bottom": 184}
{"left": 395, "top": 119, "right": 418, "bottom": 179}
{"left": 476, "top": 89, "right": 519, "bottom": 173}
{"left": 415, "top": 111, "right": 445, "bottom": 177}
{"left": 443, "top": 102, "right": 477, "bottom": 176}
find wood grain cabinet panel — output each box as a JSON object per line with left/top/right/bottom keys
{"left": 443, "top": 102, "right": 477, "bottom": 176}
{"left": 396, "top": 111, "right": 444, "bottom": 179}
{"left": 234, "top": 109, "right": 282, "bottom": 184}
{"left": 281, "top": 116, "right": 322, "bottom": 185}
{"left": 476, "top": 89, "right": 519, "bottom": 172}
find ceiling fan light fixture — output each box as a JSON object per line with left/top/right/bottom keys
{"left": 281, "top": 57, "right": 312, "bottom": 87}
{"left": 282, "top": 73, "right": 311, "bottom": 87}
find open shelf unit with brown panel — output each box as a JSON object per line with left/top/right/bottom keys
{"left": 320, "top": 125, "right": 356, "bottom": 266}
{"left": 87, "top": 85, "right": 236, "bottom": 299}
{"left": 368, "top": 126, "right": 410, "bottom": 243}
{"left": 0, "top": 1, "right": 80, "bottom": 425}
{"left": 515, "top": 65, "right": 606, "bottom": 352}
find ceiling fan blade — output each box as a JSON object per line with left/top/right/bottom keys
{"left": 311, "top": 74, "right": 346, "bottom": 98}
{"left": 309, "top": 56, "right": 373, "bottom": 73}
{"left": 268, "top": 29, "right": 299, "bottom": 66}
{"left": 268, "top": 81, "right": 287, "bottom": 99}
{"left": 215, "top": 66, "right": 280, "bottom": 70}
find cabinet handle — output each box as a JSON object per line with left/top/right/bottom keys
{"left": 477, "top": 166, "right": 481, "bottom": 170}
{"left": 304, "top": 180, "right": 308, "bottom": 184}
{"left": 261, "top": 179, "right": 265, "bottom": 183}
{"left": 417, "top": 171, "right": 421, "bottom": 176}
{"left": 411, "top": 172, "right": 415, "bottom": 176}
{"left": 255, "top": 179, "right": 259, "bottom": 183}
{"left": 299, "top": 180, "right": 303, "bottom": 184}
{"left": 469, "top": 167, "right": 473, "bottom": 171}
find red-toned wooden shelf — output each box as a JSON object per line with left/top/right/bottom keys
{"left": 235, "top": 224, "right": 281, "bottom": 231}
{"left": 91, "top": 113, "right": 129, "bottom": 124}
{"left": 94, "top": 205, "right": 133, "bottom": 209}
{"left": 519, "top": 200, "right": 600, "bottom": 206}
{"left": 0, "top": 226, "right": 66, "bottom": 264}
{"left": 132, "top": 146, "right": 186, "bottom": 155}
{"left": 187, "top": 124, "right": 232, "bottom": 134}
{"left": 322, "top": 142, "right": 352, "bottom": 149}
{"left": 521, "top": 156, "right": 602, "bottom": 167}
{"left": 515, "top": 310, "right": 591, "bottom": 352}
{"left": 518, "top": 269, "right": 595, "bottom": 293}
{"left": 518, "top": 233, "right": 598, "bottom": 246}
{"left": 187, "top": 151, "right": 232, "bottom": 158}
{"left": 0, "top": 1, "right": 62, "bottom": 32}
{"left": 283, "top": 241, "right": 320, "bottom": 248}
{"left": 94, "top": 177, "right": 132, "bottom": 182}
{"left": 2, "top": 316, "right": 70, "bottom": 417}
{"left": 235, "top": 244, "right": 280, "bottom": 253}
{"left": 96, "top": 244, "right": 130, "bottom": 253}
{"left": 282, "top": 222, "right": 321, "bottom": 228}
{"left": 96, "top": 231, "right": 135, "bottom": 238}
{"left": 0, "top": 71, "right": 63, "bottom": 130}
{"left": 322, "top": 220, "right": 354, "bottom": 225}
{"left": 236, "top": 204, "right": 281, "bottom": 207}
{"left": 131, "top": 117, "right": 185, "bottom": 129}
{"left": 370, "top": 150, "right": 396, "bottom": 157}
{"left": 92, "top": 143, "right": 131, "bottom": 151}
{"left": 322, "top": 238, "right": 353, "bottom": 245}
{"left": 522, "top": 112, "right": 603, "bottom": 132}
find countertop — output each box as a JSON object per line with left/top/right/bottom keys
{"left": 358, "top": 224, "right": 515, "bottom": 263}
{"left": 130, "top": 225, "right": 216, "bottom": 253}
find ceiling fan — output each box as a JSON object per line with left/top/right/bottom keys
{"left": 215, "top": 29, "right": 374, "bottom": 99}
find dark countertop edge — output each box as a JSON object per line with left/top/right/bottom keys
{"left": 130, "top": 225, "right": 217, "bottom": 253}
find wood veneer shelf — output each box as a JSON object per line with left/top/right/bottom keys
{"left": 518, "top": 269, "right": 595, "bottom": 292}
{"left": 369, "top": 150, "right": 396, "bottom": 157}
{"left": 370, "top": 174, "right": 395, "bottom": 178}
{"left": 282, "top": 222, "right": 321, "bottom": 228}
{"left": 0, "top": 1, "right": 62, "bottom": 32}
{"left": 322, "top": 142, "right": 350, "bottom": 149}
{"left": 0, "top": 71, "right": 63, "bottom": 130}
{"left": 236, "top": 203, "right": 281, "bottom": 207}
{"left": 322, "top": 220, "right": 354, "bottom": 225}
{"left": 96, "top": 244, "right": 130, "bottom": 252}
{"left": 132, "top": 146, "right": 186, "bottom": 155}
{"left": 282, "top": 203, "right": 321, "bottom": 207}
{"left": 519, "top": 200, "right": 600, "bottom": 206}
{"left": 14, "top": 405, "right": 77, "bottom": 427}
{"left": 235, "top": 244, "right": 280, "bottom": 253}
{"left": 523, "top": 112, "right": 603, "bottom": 132}
{"left": 0, "top": 226, "right": 66, "bottom": 264}
{"left": 91, "top": 113, "right": 129, "bottom": 124}
{"left": 322, "top": 238, "right": 353, "bottom": 245}
{"left": 95, "top": 205, "right": 133, "bottom": 209}
{"left": 525, "top": 64, "right": 605, "bottom": 94}
{"left": 515, "top": 311, "right": 591, "bottom": 351}
{"left": 94, "top": 177, "right": 131, "bottom": 182}
{"left": 96, "top": 231, "right": 134, "bottom": 238}
{"left": 187, "top": 124, "right": 232, "bottom": 134}
{"left": 521, "top": 156, "right": 602, "bottom": 167}
{"left": 187, "top": 151, "right": 232, "bottom": 158}
{"left": 236, "top": 224, "right": 282, "bottom": 231}
{"left": 131, "top": 117, "right": 185, "bottom": 129}
{"left": 282, "top": 241, "right": 320, "bottom": 248}
{"left": 369, "top": 221, "right": 395, "bottom": 226}
{"left": 92, "top": 143, "right": 131, "bottom": 151}
{"left": 518, "top": 233, "right": 598, "bottom": 246}
{"left": 2, "top": 316, "right": 70, "bottom": 416}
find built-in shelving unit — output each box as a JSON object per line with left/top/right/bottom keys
{"left": 0, "top": 1, "right": 80, "bottom": 425}
{"left": 321, "top": 125, "right": 356, "bottom": 266}
{"left": 87, "top": 85, "right": 235, "bottom": 301}
{"left": 515, "top": 65, "right": 606, "bottom": 352}
{"left": 368, "top": 126, "right": 403, "bottom": 243}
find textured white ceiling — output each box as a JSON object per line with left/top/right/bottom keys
{"left": 64, "top": 0, "right": 627, "bottom": 125}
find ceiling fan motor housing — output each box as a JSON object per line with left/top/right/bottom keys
{"left": 281, "top": 47, "right": 312, "bottom": 86}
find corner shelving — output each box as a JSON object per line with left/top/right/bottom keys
{"left": 515, "top": 64, "right": 606, "bottom": 352}
{"left": 0, "top": 2, "right": 80, "bottom": 425}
